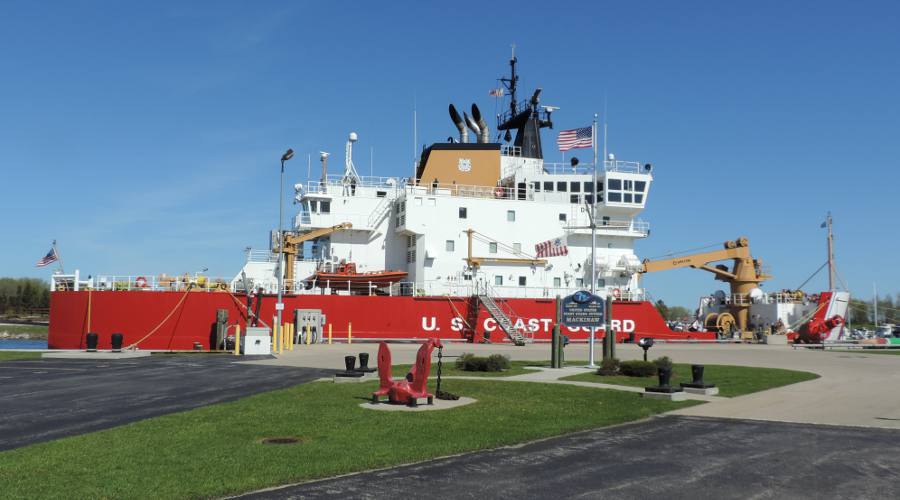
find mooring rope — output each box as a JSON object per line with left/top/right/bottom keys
{"left": 125, "top": 285, "right": 193, "bottom": 350}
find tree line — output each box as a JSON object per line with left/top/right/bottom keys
{"left": 848, "top": 295, "right": 899, "bottom": 327}
{"left": 0, "top": 278, "right": 50, "bottom": 316}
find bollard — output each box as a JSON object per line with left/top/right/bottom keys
{"left": 691, "top": 364, "right": 705, "bottom": 385}
{"left": 328, "top": 323, "right": 332, "bottom": 344}
{"left": 657, "top": 366, "right": 673, "bottom": 388}
{"left": 348, "top": 322, "right": 352, "bottom": 344}
{"left": 356, "top": 352, "right": 376, "bottom": 372}
{"left": 344, "top": 355, "right": 356, "bottom": 372}
{"left": 86, "top": 332, "right": 99, "bottom": 352}
{"left": 234, "top": 325, "right": 241, "bottom": 355}
{"left": 271, "top": 326, "right": 277, "bottom": 352}
{"left": 111, "top": 333, "right": 123, "bottom": 352}
{"left": 288, "top": 323, "right": 294, "bottom": 351}
{"left": 305, "top": 324, "right": 311, "bottom": 345}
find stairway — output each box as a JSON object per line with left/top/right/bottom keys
{"left": 477, "top": 294, "right": 527, "bottom": 346}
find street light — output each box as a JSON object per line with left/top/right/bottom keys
{"left": 277, "top": 148, "right": 294, "bottom": 342}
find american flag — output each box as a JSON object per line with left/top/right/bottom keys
{"left": 557, "top": 126, "right": 593, "bottom": 152}
{"left": 36, "top": 245, "right": 58, "bottom": 267}
{"left": 535, "top": 237, "right": 568, "bottom": 258}
{"left": 489, "top": 88, "right": 504, "bottom": 97}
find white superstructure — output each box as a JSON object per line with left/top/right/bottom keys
{"left": 235, "top": 139, "right": 654, "bottom": 300}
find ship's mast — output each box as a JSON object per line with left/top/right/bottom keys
{"left": 826, "top": 212, "right": 835, "bottom": 291}
{"left": 500, "top": 44, "right": 518, "bottom": 118}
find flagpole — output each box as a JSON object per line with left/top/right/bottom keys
{"left": 53, "top": 240, "right": 64, "bottom": 274}
{"left": 588, "top": 114, "right": 598, "bottom": 368}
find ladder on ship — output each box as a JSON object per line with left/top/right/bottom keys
{"left": 476, "top": 291, "right": 527, "bottom": 346}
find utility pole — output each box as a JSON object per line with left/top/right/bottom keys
{"left": 826, "top": 212, "right": 835, "bottom": 290}
{"left": 276, "top": 148, "right": 294, "bottom": 344}
{"left": 588, "top": 114, "right": 598, "bottom": 368}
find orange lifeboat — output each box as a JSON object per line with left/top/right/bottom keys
{"left": 310, "top": 262, "right": 408, "bottom": 292}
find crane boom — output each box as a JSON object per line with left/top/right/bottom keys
{"left": 640, "top": 237, "right": 770, "bottom": 339}
{"left": 280, "top": 223, "right": 353, "bottom": 292}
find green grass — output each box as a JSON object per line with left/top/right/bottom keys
{"left": 560, "top": 363, "right": 819, "bottom": 397}
{"left": 393, "top": 359, "right": 545, "bottom": 377}
{"left": 0, "top": 379, "right": 699, "bottom": 499}
{"left": 0, "top": 351, "right": 41, "bottom": 361}
{"left": 831, "top": 349, "right": 900, "bottom": 355}
{"left": 0, "top": 323, "right": 47, "bottom": 337}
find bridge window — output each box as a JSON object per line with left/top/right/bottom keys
{"left": 459, "top": 207, "right": 467, "bottom": 219}
{"left": 544, "top": 181, "right": 553, "bottom": 191}
{"left": 570, "top": 181, "right": 580, "bottom": 192}
{"left": 584, "top": 181, "right": 595, "bottom": 193}
{"left": 570, "top": 194, "right": 580, "bottom": 204}
{"left": 608, "top": 179, "right": 622, "bottom": 190}
{"left": 532, "top": 182, "right": 541, "bottom": 192}
{"left": 556, "top": 181, "right": 567, "bottom": 192}
{"left": 445, "top": 240, "right": 455, "bottom": 252}
{"left": 608, "top": 192, "right": 622, "bottom": 202}
{"left": 518, "top": 276, "right": 526, "bottom": 286}
{"left": 635, "top": 181, "right": 647, "bottom": 192}
{"left": 489, "top": 242, "right": 498, "bottom": 254}
{"left": 507, "top": 210, "right": 516, "bottom": 222}
{"left": 320, "top": 201, "right": 331, "bottom": 213}
{"left": 494, "top": 275, "right": 503, "bottom": 286}
{"left": 559, "top": 213, "right": 567, "bottom": 222}
{"left": 376, "top": 190, "right": 387, "bottom": 197}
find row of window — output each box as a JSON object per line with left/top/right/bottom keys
{"left": 445, "top": 240, "right": 522, "bottom": 254}
{"left": 491, "top": 276, "right": 608, "bottom": 287}
{"left": 533, "top": 180, "right": 603, "bottom": 194}
{"left": 460, "top": 207, "right": 568, "bottom": 222}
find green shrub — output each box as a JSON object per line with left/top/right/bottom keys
{"left": 485, "top": 354, "right": 511, "bottom": 372}
{"left": 455, "top": 352, "right": 509, "bottom": 372}
{"left": 619, "top": 360, "right": 657, "bottom": 377}
{"left": 597, "top": 357, "right": 620, "bottom": 376}
{"left": 653, "top": 356, "right": 673, "bottom": 370}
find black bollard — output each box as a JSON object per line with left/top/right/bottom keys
{"left": 657, "top": 366, "right": 672, "bottom": 388}
{"left": 681, "top": 364, "right": 716, "bottom": 389}
{"left": 111, "top": 333, "right": 124, "bottom": 352}
{"left": 335, "top": 355, "right": 364, "bottom": 378}
{"left": 356, "top": 352, "right": 376, "bottom": 373}
{"left": 691, "top": 364, "right": 704, "bottom": 385}
{"left": 344, "top": 355, "right": 356, "bottom": 372}
{"left": 86, "top": 332, "right": 99, "bottom": 352}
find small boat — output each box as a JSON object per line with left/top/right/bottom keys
{"left": 309, "top": 262, "right": 408, "bottom": 291}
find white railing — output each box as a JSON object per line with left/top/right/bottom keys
{"left": 541, "top": 162, "right": 599, "bottom": 175}
{"left": 295, "top": 212, "right": 373, "bottom": 230}
{"left": 564, "top": 217, "right": 651, "bottom": 236}
{"left": 604, "top": 160, "right": 645, "bottom": 173}
{"left": 57, "top": 274, "right": 233, "bottom": 292}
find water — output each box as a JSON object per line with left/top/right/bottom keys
{"left": 0, "top": 339, "right": 47, "bottom": 349}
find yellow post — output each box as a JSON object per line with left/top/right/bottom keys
{"left": 304, "top": 323, "right": 310, "bottom": 345}
{"left": 288, "top": 323, "right": 294, "bottom": 351}
{"left": 348, "top": 322, "right": 352, "bottom": 344}
{"left": 234, "top": 325, "right": 241, "bottom": 355}
{"left": 328, "top": 323, "right": 332, "bottom": 344}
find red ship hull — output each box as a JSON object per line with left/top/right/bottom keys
{"left": 48, "top": 291, "right": 715, "bottom": 350}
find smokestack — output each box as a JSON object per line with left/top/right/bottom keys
{"left": 471, "top": 103, "right": 490, "bottom": 143}
{"left": 448, "top": 104, "right": 468, "bottom": 143}
{"left": 463, "top": 112, "right": 481, "bottom": 143}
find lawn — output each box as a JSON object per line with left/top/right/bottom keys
{"left": 0, "top": 323, "right": 48, "bottom": 338}
{"left": 831, "top": 349, "right": 900, "bottom": 356}
{"left": 0, "top": 379, "right": 699, "bottom": 499}
{"left": 393, "top": 358, "right": 546, "bottom": 378}
{"left": 0, "top": 351, "right": 41, "bottom": 361}
{"left": 560, "top": 363, "right": 819, "bottom": 397}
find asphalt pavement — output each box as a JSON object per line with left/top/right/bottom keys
{"left": 242, "top": 415, "right": 900, "bottom": 499}
{"left": 0, "top": 354, "right": 331, "bottom": 451}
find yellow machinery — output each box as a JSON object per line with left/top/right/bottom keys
{"left": 640, "top": 236, "right": 771, "bottom": 339}
{"left": 278, "top": 223, "right": 352, "bottom": 292}
{"left": 464, "top": 229, "right": 546, "bottom": 268}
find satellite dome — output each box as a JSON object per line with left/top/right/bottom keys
{"left": 349, "top": 132, "right": 358, "bottom": 142}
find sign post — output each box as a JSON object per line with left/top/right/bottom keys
{"left": 560, "top": 291, "right": 605, "bottom": 367}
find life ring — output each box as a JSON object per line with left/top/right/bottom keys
{"left": 612, "top": 288, "right": 621, "bottom": 300}
{"left": 135, "top": 276, "right": 148, "bottom": 288}
{"left": 494, "top": 186, "right": 505, "bottom": 198}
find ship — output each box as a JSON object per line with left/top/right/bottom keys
{"left": 46, "top": 55, "right": 845, "bottom": 350}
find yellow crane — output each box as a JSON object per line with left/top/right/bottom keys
{"left": 464, "top": 229, "right": 546, "bottom": 268}
{"left": 278, "top": 223, "right": 352, "bottom": 292}
{"left": 640, "top": 236, "right": 771, "bottom": 339}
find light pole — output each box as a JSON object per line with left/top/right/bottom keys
{"left": 276, "top": 148, "right": 294, "bottom": 339}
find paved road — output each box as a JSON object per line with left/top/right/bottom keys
{"left": 248, "top": 343, "right": 900, "bottom": 429}
{"left": 0, "top": 355, "right": 331, "bottom": 450}
{"left": 244, "top": 416, "right": 900, "bottom": 499}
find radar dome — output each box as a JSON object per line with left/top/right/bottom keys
{"left": 348, "top": 132, "right": 358, "bottom": 142}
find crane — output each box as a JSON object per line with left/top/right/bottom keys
{"left": 640, "top": 237, "right": 771, "bottom": 339}
{"left": 278, "top": 223, "right": 353, "bottom": 292}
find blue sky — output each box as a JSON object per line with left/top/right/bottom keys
{"left": 1, "top": 1, "right": 897, "bottom": 306}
